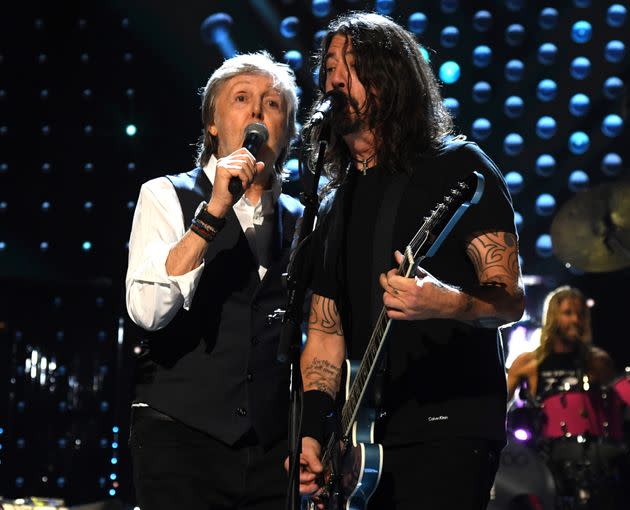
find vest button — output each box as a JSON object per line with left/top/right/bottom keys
{"left": 247, "top": 372, "right": 253, "bottom": 382}
{"left": 251, "top": 336, "right": 259, "bottom": 345}
{"left": 236, "top": 407, "right": 247, "bottom": 417}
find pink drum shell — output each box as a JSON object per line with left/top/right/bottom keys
{"left": 540, "top": 390, "right": 624, "bottom": 440}
{"left": 613, "top": 376, "right": 630, "bottom": 406}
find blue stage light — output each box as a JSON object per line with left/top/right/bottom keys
{"left": 0, "top": 201, "right": 6, "bottom": 211}
{"left": 126, "top": 124, "right": 137, "bottom": 136}
{"left": 112, "top": 426, "right": 119, "bottom": 433}
{"left": 505, "top": 24, "right": 525, "bottom": 46}
{"left": 82, "top": 241, "right": 92, "bottom": 252}
{"left": 441, "top": 0, "right": 458, "bottom": 14}
{"left": 506, "top": 0, "right": 525, "bottom": 12}
{"left": 536, "top": 234, "right": 553, "bottom": 258}
{"left": 539, "top": 8, "right": 559, "bottom": 30}
{"left": 607, "top": 4, "right": 627, "bottom": 27}
{"left": 505, "top": 172, "right": 524, "bottom": 194}
{"left": 280, "top": 17, "right": 299, "bottom": 39}
{"left": 568, "top": 170, "right": 589, "bottom": 192}
{"left": 471, "top": 118, "right": 491, "bottom": 140}
{"left": 601, "top": 153, "right": 622, "bottom": 176}
{"left": 111, "top": 457, "right": 118, "bottom": 465}
{"left": 313, "top": 30, "right": 326, "bottom": 48}
{"left": 568, "top": 131, "right": 590, "bottom": 154}
{"left": 570, "top": 57, "right": 591, "bottom": 79}
{"left": 602, "top": 114, "right": 623, "bottom": 137}
{"left": 408, "top": 12, "right": 428, "bottom": 35}
{"left": 538, "top": 43, "right": 558, "bottom": 66}
{"left": 604, "top": 40, "right": 625, "bottom": 63}
{"left": 41, "top": 201, "right": 50, "bottom": 212}
{"left": 536, "top": 154, "right": 556, "bottom": 177}
{"left": 109, "top": 489, "right": 116, "bottom": 497}
{"left": 571, "top": 21, "right": 592, "bottom": 43}
{"left": 473, "top": 10, "right": 492, "bottom": 32}
{"left": 441, "top": 26, "right": 459, "bottom": 48}
{"left": 439, "top": 61, "right": 460, "bottom": 83}
{"left": 443, "top": 97, "right": 460, "bottom": 117}
{"left": 603, "top": 76, "right": 624, "bottom": 99}
{"left": 536, "top": 116, "right": 557, "bottom": 139}
{"left": 574, "top": 0, "right": 590, "bottom": 7}
{"left": 473, "top": 45, "right": 492, "bottom": 67}
{"left": 472, "top": 81, "right": 491, "bottom": 103}
{"left": 284, "top": 158, "right": 299, "bottom": 182}
{"left": 569, "top": 93, "right": 590, "bottom": 116}
{"left": 537, "top": 79, "right": 557, "bottom": 102}
{"left": 503, "top": 96, "right": 524, "bottom": 118}
{"left": 505, "top": 60, "right": 524, "bottom": 82}
{"left": 376, "top": 0, "right": 395, "bottom": 15}
{"left": 110, "top": 473, "right": 117, "bottom": 480}
{"left": 504, "top": 133, "right": 524, "bottom": 156}
{"left": 514, "top": 212, "right": 523, "bottom": 231}
{"left": 283, "top": 50, "right": 303, "bottom": 70}
{"left": 200, "top": 13, "right": 236, "bottom": 58}
{"left": 312, "top": 0, "right": 331, "bottom": 18}
{"left": 40, "top": 241, "right": 49, "bottom": 252}
{"left": 419, "top": 47, "right": 430, "bottom": 62}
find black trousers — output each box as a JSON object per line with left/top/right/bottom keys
{"left": 129, "top": 407, "right": 288, "bottom": 510}
{"left": 369, "top": 438, "right": 502, "bottom": 510}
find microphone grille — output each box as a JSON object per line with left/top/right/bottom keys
{"left": 244, "top": 122, "right": 269, "bottom": 142}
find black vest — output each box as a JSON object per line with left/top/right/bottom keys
{"left": 134, "top": 167, "right": 303, "bottom": 446}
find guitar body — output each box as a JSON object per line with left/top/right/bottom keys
{"left": 335, "top": 360, "right": 383, "bottom": 510}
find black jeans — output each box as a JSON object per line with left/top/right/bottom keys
{"left": 129, "top": 407, "right": 288, "bottom": 510}
{"left": 369, "top": 438, "right": 502, "bottom": 510}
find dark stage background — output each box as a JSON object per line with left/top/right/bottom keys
{"left": 1, "top": 0, "right": 628, "bottom": 507}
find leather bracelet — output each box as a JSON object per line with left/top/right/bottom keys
{"left": 190, "top": 219, "right": 217, "bottom": 242}
{"left": 196, "top": 201, "right": 226, "bottom": 231}
{"left": 301, "top": 390, "right": 334, "bottom": 445}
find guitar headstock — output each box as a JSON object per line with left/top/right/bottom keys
{"left": 404, "top": 171, "right": 485, "bottom": 265}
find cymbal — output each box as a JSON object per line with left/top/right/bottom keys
{"left": 551, "top": 180, "right": 630, "bottom": 272}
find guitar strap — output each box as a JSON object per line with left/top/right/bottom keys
{"left": 370, "top": 170, "right": 411, "bottom": 411}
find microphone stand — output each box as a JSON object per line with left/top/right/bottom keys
{"left": 278, "top": 129, "right": 328, "bottom": 510}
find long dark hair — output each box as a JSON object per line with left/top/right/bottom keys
{"left": 304, "top": 12, "right": 453, "bottom": 189}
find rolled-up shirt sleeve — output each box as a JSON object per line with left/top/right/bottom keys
{"left": 125, "top": 177, "right": 204, "bottom": 331}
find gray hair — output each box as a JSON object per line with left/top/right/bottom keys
{"left": 196, "top": 51, "right": 299, "bottom": 174}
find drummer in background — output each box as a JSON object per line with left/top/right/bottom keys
{"left": 507, "top": 285, "right": 615, "bottom": 401}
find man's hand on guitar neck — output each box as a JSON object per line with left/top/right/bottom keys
{"left": 380, "top": 251, "right": 461, "bottom": 321}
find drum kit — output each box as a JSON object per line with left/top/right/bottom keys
{"left": 490, "top": 182, "right": 630, "bottom": 509}
{"left": 489, "top": 372, "right": 630, "bottom": 510}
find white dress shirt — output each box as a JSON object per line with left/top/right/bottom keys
{"left": 125, "top": 155, "right": 282, "bottom": 331}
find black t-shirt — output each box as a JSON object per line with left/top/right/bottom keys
{"left": 311, "top": 140, "right": 516, "bottom": 445}
{"left": 537, "top": 351, "right": 584, "bottom": 400}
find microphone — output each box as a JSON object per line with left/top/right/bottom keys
{"left": 228, "top": 122, "right": 269, "bottom": 196}
{"left": 311, "top": 89, "right": 345, "bottom": 125}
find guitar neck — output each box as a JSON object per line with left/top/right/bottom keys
{"left": 339, "top": 248, "right": 415, "bottom": 438}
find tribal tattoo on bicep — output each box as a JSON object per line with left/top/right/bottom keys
{"left": 465, "top": 231, "right": 520, "bottom": 287}
{"left": 308, "top": 294, "right": 344, "bottom": 336}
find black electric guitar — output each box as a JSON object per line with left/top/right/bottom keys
{"left": 309, "top": 171, "right": 485, "bottom": 510}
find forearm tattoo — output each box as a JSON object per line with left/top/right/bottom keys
{"left": 304, "top": 357, "right": 341, "bottom": 397}
{"left": 466, "top": 231, "right": 520, "bottom": 286}
{"left": 309, "top": 295, "right": 343, "bottom": 336}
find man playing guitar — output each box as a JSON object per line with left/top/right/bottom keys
{"left": 291, "top": 12, "right": 525, "bottom": 510}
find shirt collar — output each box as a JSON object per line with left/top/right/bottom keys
{"left": 203, "top": 155, "right": 282, "bottom": 211}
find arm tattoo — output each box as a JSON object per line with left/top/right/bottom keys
{"left": 466, "top": 231, "right": 519, "bottom": 285}
{"left": 304, "top": 357, "right": 341, "bottom": 397}
{"left": 309, "top": 295, "right": 343, "bottom": 336}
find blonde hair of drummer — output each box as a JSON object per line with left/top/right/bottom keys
{"left": 536, "top": 285, "right": 592, "bottom": 365}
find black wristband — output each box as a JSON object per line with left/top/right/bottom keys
{"left": 195, "top": 201, "right": 226, "bottom": 231}
{"left": 190, "top": 219, "right": 217, "bottom": 242}
{"left": 301, "top": 390, "right": 334, "bottom": 445}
